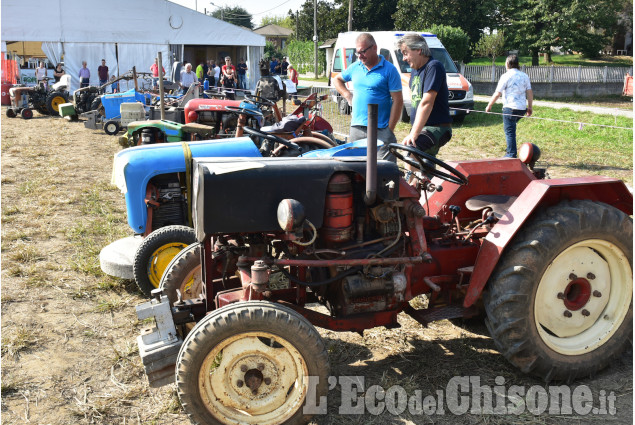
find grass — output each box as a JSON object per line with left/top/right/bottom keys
{"left": 1, "top": 325, "right": 39, "bottom": 357}
{"left": 531, "top": 94, "right": 633, "bottom": 110}
{"left": 467, "top": 54, "right": 633, "bottom": 67}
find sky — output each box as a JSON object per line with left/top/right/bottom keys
{"left": 169, "top": 0, "right": 308, "bottom": 27}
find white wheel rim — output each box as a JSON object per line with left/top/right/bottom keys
{"left": 179, "top": 265, "right": 202, "bottom": 300}
{"left": 198, "top": 332, "right": 309, "bottom": 425}
{"left": 534, "top": 239, "right": 632, "bottom": 355}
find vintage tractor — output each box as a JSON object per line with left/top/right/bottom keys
{"left": 5, "top": 76, "right": 70, "bottom": 119}
{"left": 134, "top": 107, "right": 632, "bottom": 424}
{"left": 100, "top": 131, "right": 360, "bottom": 296}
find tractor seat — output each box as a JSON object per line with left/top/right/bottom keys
{"left": 465, "top": 195, "right": 517, "bottom": 219}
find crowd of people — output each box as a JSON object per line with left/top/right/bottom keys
{"left": 177, "top": 56, "right": 251, "bottom": 94}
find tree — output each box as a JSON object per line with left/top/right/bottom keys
{"left": 260, "top": 15, "right": 294, "bottom": 30}
{"left": 211, "top": 6, "right": 254, "bottom": 29}
{"left": 472, "top": 32, "right": 506, "bottom": 65}
{"left": 500, "top": 0, "right": 619, "bottom": 63}
{"left": 393, "top": 0, "right": 500, "bottom": 45}
{"left": 425, "top": 25, "right": 470, "bottom": 63}
{"left": 290, "top": 0, "right": 345, "bottom": 43}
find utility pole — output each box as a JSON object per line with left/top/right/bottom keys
{"left": 313, "top": 0, "right": 318, "bottom": 78}
{"left": 348, "top": 0, "right": 353, "bottom": 31}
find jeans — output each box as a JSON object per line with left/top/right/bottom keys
{"left": 237, "top": 74, "right": 246, "bottom": 90}
{"left": 349, "top": 125, "right": 397, "bottom": 162}
{"left": 502, "top": 107, "right": 526, "bottom": 158}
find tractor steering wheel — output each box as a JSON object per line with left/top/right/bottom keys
{"left": 244, "top": 93, "right": 276, "bottom": 107}
{"left": 224, "top": 106, "right": 264, "bottom": 117}
{"left": 388, "top": 143, "right": 468, "bottom": 185}
{"left": 242, "top": 126, "right": 300, "bottom": 150}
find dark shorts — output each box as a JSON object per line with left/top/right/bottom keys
{"left": 414, "top": 125, "right": 452, "bottom": 156}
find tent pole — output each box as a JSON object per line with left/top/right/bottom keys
{"left": 158, "top": 52, "right": 165, "bottom": 121}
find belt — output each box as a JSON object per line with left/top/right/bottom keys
{"left": 439, "top": 123, "right": 452, "bottom": 127}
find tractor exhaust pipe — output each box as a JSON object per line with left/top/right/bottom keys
{"left": 364, "top": 103, "right": 378, "bottom": 205}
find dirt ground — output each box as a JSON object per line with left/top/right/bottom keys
{"left": 1, "top": 108, "right": 632, "bottom": 424}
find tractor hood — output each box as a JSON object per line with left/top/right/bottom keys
{"left": 192, "top": 157, "right": 401, "bottom": 240}
{"left": 112, "top": 138, "right": 261, "bottom": 233}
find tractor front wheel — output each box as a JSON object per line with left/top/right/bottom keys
{"left": 133, "top": 225, "right": 196, "bottom": 297}
{"left": 20, "top": 108, "right": 33, "bottom": 119}
{"left": 6, "top": 108, "right": 17, "bottom": 118}
{"left": 484, "top": 200, "right": 632, "bottom": 382}
{"left": 160, "top": 242, "right": 202, "bottom": 306}
{"left": 176, "top": 301, "right": 329, "bottom": 425}
{"left": 104, "top": 120, "right": 121, "bottom": 136}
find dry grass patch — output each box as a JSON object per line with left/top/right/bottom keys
{"left": 1, "top": 325, "right": 40, "bottom": 357}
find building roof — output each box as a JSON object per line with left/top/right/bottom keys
{"left": 1, "top": 0, "right": 265, "bottom": 46}
{"left": 319, "top": 38, "right": 337, "bottom": 49}
{"left": 253, "top": 24, "right": 293, "bottom": 38}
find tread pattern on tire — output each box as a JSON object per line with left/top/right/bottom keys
{"left": 133, "top": 225, "right": 196, "bottom": 297}
{"left": 483, "top": 200, "right": 633, "bottom": 382}
{"left": 176, "top": 301, "right": 329, "bottom": 425}
{"left": 160, "top": 242, "right": 201, "bottom": 305}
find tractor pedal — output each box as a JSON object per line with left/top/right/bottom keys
{"left": 405, "top": 304, "right": 476, "bottom": 326}
{"left": 457, "top": 266, "right": 474, "bottom": 287}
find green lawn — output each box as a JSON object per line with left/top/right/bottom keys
{"left": 392, "top": 101, "right": 633, "bottom": 185}
{"left": 467, "top": 54, "right": 633, "bottom": 67}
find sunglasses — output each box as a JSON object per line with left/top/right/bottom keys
{"left": 355, "top": 44, "right": 375, "bottom": 57}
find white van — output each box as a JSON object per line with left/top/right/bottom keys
{"left": 329, "top": 31, "right": 474, "bottom": 122}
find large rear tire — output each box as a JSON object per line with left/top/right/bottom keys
{"left": 46, "top": 91, "right": 69, "bottom": 115}
{"left": 484, "top": 200, "right": 632, "bottom": 382}
{"left": 176, "top": 301, "right": 329, "bottom": 425}
{"left": 133, "top": 225, "right": 196, "bottom": 297}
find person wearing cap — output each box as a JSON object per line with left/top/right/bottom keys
{"left": 98, "top": 59, "right": 109, "bottom": 88}
{"left": 333, "top": 32, "right": 403, "bottom": 161}
{"left": 280, "top": 57, "right": 289, "bottom": 76}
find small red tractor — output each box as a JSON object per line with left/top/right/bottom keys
{"left": 135, "top": 107, "right": 632, "bottom": 424}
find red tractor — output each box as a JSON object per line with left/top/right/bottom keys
{"left": 135, "top": 108, "right": 632, "bottom": 424}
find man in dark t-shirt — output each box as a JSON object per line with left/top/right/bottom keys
{"left": 397, "top": 34, "right": 451, "bottom": 157}
{"left": 98, "top": 59, "right": 109, "bottom": 87}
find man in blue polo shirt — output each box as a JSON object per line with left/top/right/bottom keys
{"left": 333, "top": 33, "right": 403, "bottom": 161}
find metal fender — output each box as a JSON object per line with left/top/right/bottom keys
{"left": 463, "top": 176, "right": 633, "bottom": 307}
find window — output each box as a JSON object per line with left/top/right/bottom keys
{"left": 380, "top": 49, "right": 393, "bottom": 63}
{"left": 333, "top": 49, "right": 342, "bottom": 72}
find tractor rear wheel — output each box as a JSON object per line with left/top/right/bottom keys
{"left": 484, "top": 200, "right": 632, "bottom": 382}
{"left": 176, "top": 301, "right": 329, "bottom": 425}
{"left": 46, "top": 91, "right": 69, "bottom": 115}
{"left": 6, "top": 108, "right": 16, "bottom": 118}
{"left": 133, "top": 225, "right": 196, "bottom": 297}
{"left": 160, "top": 242, "right": 202, "bottom": 306}
{"left": 20, "top": 108, "right": 33, "bottom": 119}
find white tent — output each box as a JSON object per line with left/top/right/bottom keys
{"left": 1, "top": 0, "right": 265, "bottom": 91}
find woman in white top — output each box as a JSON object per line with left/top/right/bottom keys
{"left": 36, "top": 62, "right": 48, "bottom": 87}
{"left": 485, "top": 55, "right": 533, "bottom": 158}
